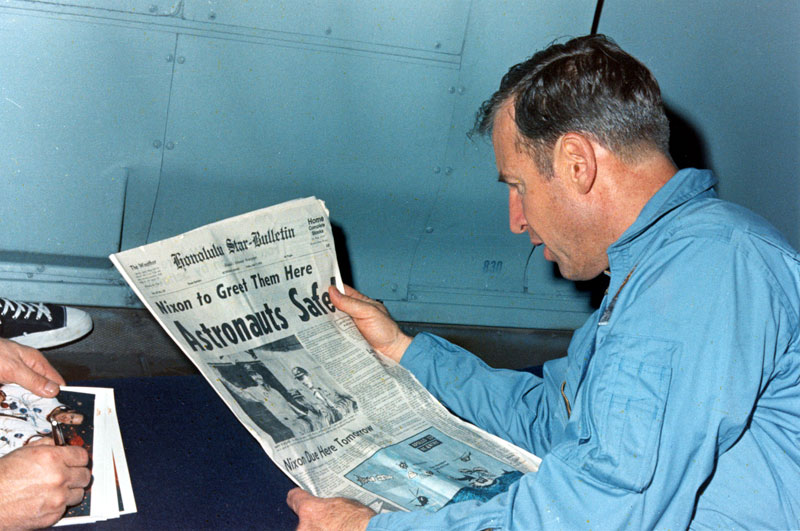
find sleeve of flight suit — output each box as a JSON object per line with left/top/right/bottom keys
{"left": 368, "top": 227, "right": 793, "bottom": 530}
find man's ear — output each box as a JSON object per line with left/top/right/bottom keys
{"left": 556, "top": 133, "right": 597, "bottom": 195}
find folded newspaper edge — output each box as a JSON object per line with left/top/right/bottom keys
{"left": 110, "top": 196, "right": 540, "bottom": 514}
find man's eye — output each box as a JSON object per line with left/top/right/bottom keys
{"left": 504, "top": 181, "right": 524, "bottom": 195}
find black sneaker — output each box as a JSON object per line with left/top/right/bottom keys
{"left": 0, "top": 298, "right": 93, "bottom": 349}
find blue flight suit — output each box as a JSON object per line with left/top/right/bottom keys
{"left": 368, "top": 169, "right": 800, "bottom": 529}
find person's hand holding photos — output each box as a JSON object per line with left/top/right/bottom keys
{"left": 0, "top": 338, "right": 64, "bottom": 397}
{"left": 328, "top": 285, "right": 412, "bottom": 363}
{"left": 0, "top": 438, "right": 90, "bottom": 529}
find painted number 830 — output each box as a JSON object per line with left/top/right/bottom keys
{"left": 482, "top": 260, "right": 503, "bottom": 274}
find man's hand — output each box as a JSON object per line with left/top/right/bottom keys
{"left": 0, "top": 338, "right": 64, "bottom": 397}
{"left": 329, "top": 285, "right": 412, "bottom": 363}
{"left": 287, "top": 488, "right": 376, "bottom": 531}
{"left": 0, "top": 440, "right": 91, "bottom": 529}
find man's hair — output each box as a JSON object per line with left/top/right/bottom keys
{"left": 474, "top": 34, "right": 670, "bottom": 176}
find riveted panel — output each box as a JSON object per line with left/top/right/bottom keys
{"left": 148, "top": 34, "right": 460, "bottom": 301}
{"left": 396, "top": 0, "right": 599, "bottom": 328}
{"left": 183, "top": 0, "right": 471, "bottom": 55}
{"left": 5, "top": 1, "right": 182, "bottom": 16}
{"left": 0, "top": 14, "right": 174, "bottom": 266}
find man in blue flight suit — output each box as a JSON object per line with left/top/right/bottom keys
{"left": 287, "top": 34, "right": 800, "bottom": 529}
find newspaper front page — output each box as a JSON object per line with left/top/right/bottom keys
{"left": 110, "top": 197, "right": 540, "bottom": 514}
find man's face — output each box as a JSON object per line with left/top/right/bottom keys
{"left": 54, "top": 411, "right": 83, "bottom": 425}
{"left": 492, "top": 104, "right": 607, "bottom": 280}
{"left": 296, "top": 373, "right": 312, "bottom": 389}
{"left": 250, "top": 371, "right": 265, "bottom": 385}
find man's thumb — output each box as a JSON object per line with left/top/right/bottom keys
{"left": 329, "top": 286, "right": 358, "bottom": 314}
{"left": 17, "top": 367, "right": 60, "bottom": 397}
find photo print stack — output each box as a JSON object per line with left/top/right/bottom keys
{"left": 0, "top": 383, "right": 136, "bottom": 525}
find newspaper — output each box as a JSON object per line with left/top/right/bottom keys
{"left": 110, "top": 197, "right": 539, "bottom": 514}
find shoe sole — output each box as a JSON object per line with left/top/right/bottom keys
{"left": 10, "top": 307, "right": 93, "bottom": 349}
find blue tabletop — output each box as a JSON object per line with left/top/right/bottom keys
{"left": 71, "top": 375, "right": 299, "bottom": 530}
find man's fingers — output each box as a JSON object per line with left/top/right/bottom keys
{"left": 59, "top": 446, "right": 90, "bottom": 468}
{"left": 27, "top": 437, "right": 55, "bottom": 447}
{"left": 15, "top": 367, "right": 61, "bottom": 398}
{"left": 0, "top": 443, "right": 90, "bottom": 530}
{"left": 0, "top": 339, "right": 65, "bottom": 395}
{"left": 287, "top": 488, "right": 375, "bottom": 531}
{"left": 329, "top": 286, "right": 366, "bottom": 314}
{"left": 18, "top": 343, "right": 66, "bottom": 388}
{"left": 338, "top": 284, "right": 381, "bottom": 305}
{"left": 328, "top": 284, "right": 410, "bottom": 363}
{"left": 286, "top": 487, "right": 313, "bottom": 513}
{"left": 341, "top": 284, "right": 369, "bottom": 300}
{"left": 329, "top": 285, "right": 384, "bottom": 316}
{"left": 67, "top": 466, "right": 92, "bottom": 490}
{"left": 66, "top": 486, "right": 87, "bottom": 507}
{"left": 22, "top": 353, "right": 66, "bottom": 388}
{"left": 66, "top": 489, "right": 85, "bottom": 507}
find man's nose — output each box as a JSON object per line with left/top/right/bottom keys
{"left": 508, "top": 189, "right": 527, "bottom": 234}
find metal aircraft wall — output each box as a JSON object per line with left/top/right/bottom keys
{"left": 1, "top": 1, "right": 798, "bottom": 330}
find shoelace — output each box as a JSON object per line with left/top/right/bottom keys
{"left": 0, "top": 298, "right": 53, "bottom": 322}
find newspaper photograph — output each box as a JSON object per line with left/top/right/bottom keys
{"left": 110, "top": 197, "right": 540, "bottom": 514}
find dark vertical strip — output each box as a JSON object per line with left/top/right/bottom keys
{"left": 591, "top": 0, "right": 605, "bottom": 35}
{"left": 145, "top": 33, "right": 180, "bottom": 244}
